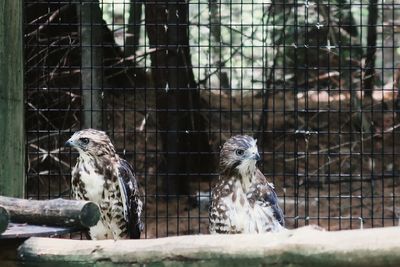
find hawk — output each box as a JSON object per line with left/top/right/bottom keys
{"left": 65, "top": 129, "right": 143, "bottom": 240}
{"left": 209, "top": 135, "right": 285, "bottom": 234}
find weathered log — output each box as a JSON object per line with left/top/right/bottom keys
{"left": 18, "top": 226, "right": 400, "bottom": 267}
{"left": 0, "top": 206, "right": 9, "bottom": 235}
{"left": 0, "top": 197, "right": 100, "bottom": 229}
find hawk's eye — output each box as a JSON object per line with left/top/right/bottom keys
{"left": 235, "top": 149, "right": 244, "bottom": 156}
{"left": 79, "top": 138, "right": 90, "bottom": 145}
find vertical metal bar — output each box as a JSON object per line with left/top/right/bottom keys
{"left": 304, "top": 0, "right": 310, "bottom": 227}
{"left": 293, "top": 0, "right": 299, "bottom": 229}
{"left": 359, "top": 0, "right": 364, "bottom": 229}
{"left": 316, "top": 0, "right": 321, "bottom": 228}
{"left": 391, "top": 0, "right": 396, "bottom": 227}
{"left": 240, "top": 0, "right": 243, "bottom": 136}
{"left": 144, "top": 1, "right": 149, "bottom": 238}
{"left": 380, "top": 0, "right": 384, "bottom": 227}
{"left": 229, "top": 0, "right": 232, "bottom": 136}
{"left": 347, "top": 0, "right": 352, "bottom": 230}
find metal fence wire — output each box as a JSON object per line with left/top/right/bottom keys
{"left": 25, "top": 0, "right": 400, "bottom": 238}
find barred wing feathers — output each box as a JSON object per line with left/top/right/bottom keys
{"left": 253, "top": 169, "right": 285, "bottom": 227}
{"left": 118, "top": 159, "right": 143, "bottom": 239}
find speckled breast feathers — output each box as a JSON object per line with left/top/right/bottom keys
{"left": 209, "top": 135, "right": 285, "bottom": 234}
{"left": 66, "top": 129, "right": 143, "bottom": 240}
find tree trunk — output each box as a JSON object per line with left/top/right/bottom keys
{"left": 363, "top": 0, "right": 378, "bottom": 99}
{"left": 209, "top": 0, "right": 229, "bottom": 90}
{"left": 256, "top": 4, "right": 276, "bottom": 144}
{"left": 125, "top": 0, "right": 142, "bottom": 57}
{"left": 78, "top": 0, "right": 104, "bottom": 129}
{"left": 0, "top": 196, "right": 100, "bottom": 229}
{"left": 0, "top": 1, "right": 25, "bottom": 198}
{"left": 145, "top": 1, "right": 215, "bottom": 195}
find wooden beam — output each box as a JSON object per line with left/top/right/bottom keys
{"left": 0, "top": 206, "right": 9, "bottom": 235}
{"left": 18, "top": 226, "right": 400, "bottom": 266}
{"left": 0, "top": 1, "right": 24, "bottom": 197}
{"left": 1, "top": 224, "right": 76, "bottom": 240}
{"left": 0, "top": 196, "right": 100, "bottom": 228}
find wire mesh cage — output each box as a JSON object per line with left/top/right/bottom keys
{"left": 25, "top": 0, "right": 400, "bottom": 238}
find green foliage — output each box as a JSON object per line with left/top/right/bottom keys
{"left": 99, "top": 0, "right": 399, "bottom": 92}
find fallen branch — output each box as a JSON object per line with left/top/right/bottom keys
{"left": 25, "top": 5, "right": 69, "bottom": 38}
{"left": 285, "top": 123, "right": 400, "bottom": 162}
{"left": 298, "top": 71, "right": 340, "bottom": 86}
{"left": 29, "top": 143, "right": 70, "bottom": 169}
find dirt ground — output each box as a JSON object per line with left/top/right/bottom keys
{"left": 27, "top": 88, "right": 400, "bottom": 239}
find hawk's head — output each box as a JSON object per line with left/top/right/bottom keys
{"left": 219, "top": 135, "right": 260, "bottom": 176}
{"left": 65, "top": 129, "right": 116, "bottom": 157}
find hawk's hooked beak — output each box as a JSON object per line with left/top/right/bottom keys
{"left": 251, "top": 152, "right": 261, "bottom": 161}
{"left": 65, "top": 139, "right": 74, "bottom": 147}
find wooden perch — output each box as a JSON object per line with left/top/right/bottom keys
{"left": 0, "top": 196, "right": 100, "bottom": 229}
{"left": 0, "top": 206, "right": 9, "bottom": 235}
{"left": 18, "top": 226, "right": 400, "bottom": 267}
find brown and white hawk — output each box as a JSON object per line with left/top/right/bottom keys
{"left": 65, "top": 129, "right": 143, "bottom": 240}
{"left": 209, "top": 135, "right": 285, "bottom": 234}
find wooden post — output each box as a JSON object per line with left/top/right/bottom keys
{"left": 0, "top": 1, "right": 25, "bottom": 198}
{"left": 0, "top": 197, "right": 100, "bottom": 229}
